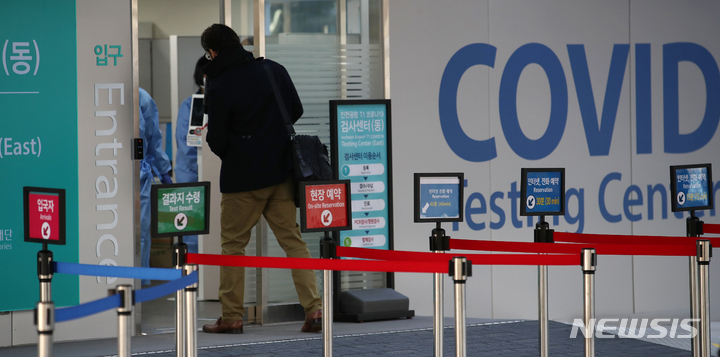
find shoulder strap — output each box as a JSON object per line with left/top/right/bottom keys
{"left": 263, "top": 60, "right": 314, "bottom": 179}
{"left": 262, "top": 61, "right": 295, "bottom": 136}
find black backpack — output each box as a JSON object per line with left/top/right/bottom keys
{"left": 292, "top": 135, "right": 333, "bottom": 182}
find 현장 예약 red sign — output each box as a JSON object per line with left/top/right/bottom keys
{"left": 301, "top": 181, "right": 351, "bottom": 232}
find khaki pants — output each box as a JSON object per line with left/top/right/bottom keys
{"left": 219, "top": 177, "right": 321, "bottom": 321}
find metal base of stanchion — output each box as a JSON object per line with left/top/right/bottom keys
{"left": 538, "top": 265, "right": 549, "bottom": 357}
{"left": 450, "top": 257, "right": 471, "bottom": 357}
{"left": 323, "top": 269, "right": 333, "bottom": 357}
{"left": 430, "top": 223, "right": 449, "bottom": 357}
{"left": 582, "top": 249, "right": 596, "bottom": 357}
{"left": 697, "top": 240, "right": 711, "bottom": 357}
{"left": 174, "top": 242, "right": 188, "bottom": 357}
{"left": 116, "top": 285, "right": 133, "bottom": 357}
{"left": 433, "top": 271, "right": 444, "bottom": 357}
{"left": 321, "top": 234, "right": 334, "bottom": 357}
{"left": 185, "top": 264, "right": 199, "bottom": 357}
{"left": 36, "top": 301, "right": 54, "bottom": 357}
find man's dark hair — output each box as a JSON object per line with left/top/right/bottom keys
{"left": 193, "top": 55, "right": 211, "bottom": 87}
{"left": 201, "top": 24, "right": 240, "bottom": 53}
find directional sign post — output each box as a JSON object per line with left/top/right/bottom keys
{"left": 413, "top": 173, "right": 464, "bottom": 355}
{"left": 151, "top": 182, "right": 211, "bottom": 238}
{"left": 668, "top": 164, "right": 714, "bottom": 356}
{"left": 519, "top": 167, "right": 565, "bottom": 357}
{"left": 330, "top": 99, "right": 413, "bottom": 323}
{"left": 330, "top": 99, "right": 393, "bottom": 250}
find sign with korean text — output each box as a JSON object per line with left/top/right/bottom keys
{"left": 414, "top": 173, "right": 464, "bottom": 223}
{"left": 93, "top": 44, "right": 123, "bottom": 66}
{"left": 299, "top": 180, "right": 352, "bottom": 232}
{"left": 151, "top": 182, "right": 211, "bottom": 237}
{"left": 520, "top": 168, "right": 565, "bottom": 216}
{"left": 670, "top": 164, "right": 713, "bottom": 212}
{"left": 23, "top": 187, "right": 66, "bottom": 245}
{"left": 1, "top": 0, "right": 79, "bottom": 311}
{"left": 330, "top": 100, "right": 393, "bottom": 249}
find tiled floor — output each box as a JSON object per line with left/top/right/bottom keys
{"left": 0, "top": 294, "right": 699, "bottom": 357}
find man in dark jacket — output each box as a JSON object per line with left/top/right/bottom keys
{"left": 200, "top": 23, "right": 322, "bottom": 334}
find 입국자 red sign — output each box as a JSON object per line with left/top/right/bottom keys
{"left": 24, "top": 187, "right": 66, "bottom": 245}
{"left": 301, "top": 181, "right": 352, "bottom": 232}
{"left": 29, "top": 193, "right": 60, "bottom": 241}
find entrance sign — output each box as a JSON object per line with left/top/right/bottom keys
{"left": 414, "top": 173, "right": 464, "bottom": 223}
{"left": 330, "top": 99, "right": 393, "bottom": 249}
{"left": 670, "top": 164, "right": 713, "bottom": 212}
{"left": 520, "top": 168, "right": 565, "bottom": 216}
{"left": 151, "top": 182, "right": 211, "bottom": 238}
{"left": 23, "top": 187, "right": 66, "bottom": 245}
{"left": 299, "top": 180, "right": 352, "bottom": 232}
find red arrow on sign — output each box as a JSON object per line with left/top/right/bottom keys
{"left": 323, "top": 212, "right": 331, "bottom": 223}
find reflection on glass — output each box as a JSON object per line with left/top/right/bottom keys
{"left": 231, "top": 0, "right": 254, "bottom": 46}
{"left": 224, "top": 0, "right": 388, "bottom": 305}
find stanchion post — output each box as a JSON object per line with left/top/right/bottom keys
{"left": 429, "top": 222, "right": 450, "bottom": 357}
{"left": 35, "top": 301, "right": 54, "bottom": 357}
{"left": 581, "top": 248, "right": 596, "bottom": 357}
{"left": 173, "top": 240, "right": 188, "bottom": 357}
{"left": 449, "top": 257, "right": 471, "bottom": 357}
{"left": 534, "top": 216, "right": 553, "bottom": 357}
{"left": 687, "top": 212, "right": 703, "bottom": 357}
{"left": 184, "top": 264, "right": 199, "bottom": 357}
{"left": 321, "top": 232, "right": 335, "bottom": 357}
{"left": 696, "top": 240, "right": 711, "bottom": 357}
{"left": 116, "top": 285, "right": 133, "bottom": 357}
{"left": 38, "top": 246, "right": 53, "bottom": 303}
{"left": 37, "top": 244, "right": 54, "bottom": 357}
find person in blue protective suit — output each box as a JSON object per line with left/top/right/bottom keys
{"left": 139, "top": 87, "right": 173, "bottom": 285}
{"left": 174, "top": 56, "right": 210, "bottom": 254}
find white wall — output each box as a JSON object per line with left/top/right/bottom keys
{"left": 138, "top": 0, "right": 220, "bottom": 39}
{"left": 135, "top": 0, "right": 720, "bottom": 323}
{"left": 389, "top": 0, "right": 720, "bottom": 321}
